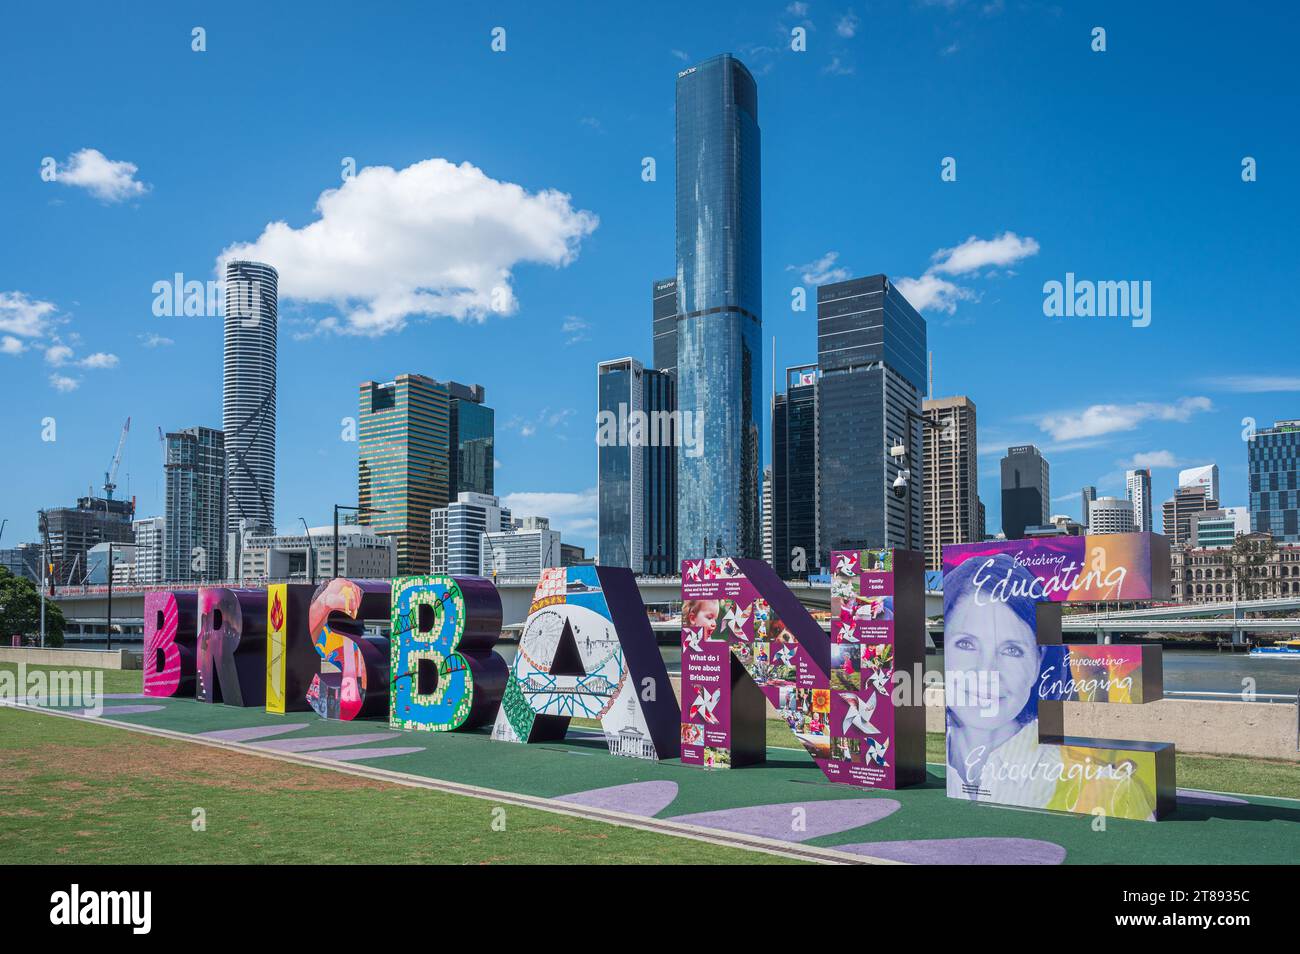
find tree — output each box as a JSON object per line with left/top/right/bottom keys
{"left": 1231, "top": 534, "right": 1276, "bottom": 602}
{"left": 0, "top": 567, "right": 64, "bottom": 647}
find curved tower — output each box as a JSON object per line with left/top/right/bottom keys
{"left": 223, "top": 259, "right": 278, "bottom": 539}
{"left": 675, "top": 53, "right": 763, "bottom": 561}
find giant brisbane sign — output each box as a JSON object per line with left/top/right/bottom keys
{"left": 138, "top": 535, "right": 1178, "bottom": 820}
{"left": 941, "top": 532, "right": 1175, "bottom": 821}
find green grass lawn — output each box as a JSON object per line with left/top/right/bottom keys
{"left": 0, "top": 708, "right": 799, "bottom": 865}
{"left": 1, "top": 661, "right": 143, "bottom": 695}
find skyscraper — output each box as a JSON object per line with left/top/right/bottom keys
{"left": 1001, "top": 445, "right": 1050, "bottom": 539}
{"left": 1125, "top": 468, "right": 1153, "bottom": 533}
{"left": 431, "top": 492, "right": 512, "bottom": 575}
{"left": 1163, "top": 485, "right": 1218, "bottom": 546}
{"left": 1178, "top": 463, "right": 1220, "bottom": 503}
{"left": 223, "top": 259, "right": 278, "bottom": 539}
{"left": 1089, "top": 496, "right": 1136, "bottom": 534}
{"left": 772, "top": 365, "right": 819, "bottom": 577}
{"left": 1081, "top": 485, "right": 1097, "bottom": 528}
{"left": 597, "top": 357, "right": 676, "bottom": 574}
{"left": 817, "top": 275, "right": 928, "bottom": 562}
{"left": 164, "top": 426, "right": 225, "bottom": 583}
{"left": 923, "top": 395, "right": 979, "bottom": 571}
{"left": 761, "top": 466, "right": 773, "bottom": 567}
{"left": 652, "top": 277, "right": 678, "bottom": 376}
{"left": 1249, "top": 419, "right": 1299, "bottom": 542}
{"left": 358, "top": 374, "right": 450, "bottom": 575}
{"left": 675, "top": 54, "right": 763, "bottom": 561}
{"left": 132, "top": 516, "right": 165, "bottom": 585}
{"left": 445, "top": 381, "right": 494, "bottom": 498}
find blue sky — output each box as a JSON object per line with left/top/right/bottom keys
{"left": 1, "top": 0, "right": 1296, "bottom": 555}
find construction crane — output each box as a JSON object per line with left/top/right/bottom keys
{"left": 104, "top": 416, "right": 130, "bottom": 501}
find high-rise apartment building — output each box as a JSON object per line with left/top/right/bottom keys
{"left": 222, "top": 259, "right": 278, "bottom": 538}
{"left": 1249, "top": 420, "right": 1299, "bottom": 542}
{"left": 675, "top": 53, "right": 763, "bottom": 561}
{"left": 1162, "top": 485, "right": 1219, "bottom": 547}
{"left": 1125, "top": 469, "right": 1153, "bottom": 533}
{"left": 431, "top": 492, "right": 513, "bottom": 576}
{"left": 816, "top": 276, "right": 927, "bottom": 561}
{"left": 164, "top": 426, "right": 226, "bottom": 583}
{"left": 1081, "top": 485, "right": 1097, "bottom": 528}
{"left": 132, "top": 516, "right": 165, "bottom": 585}
{"left": 761, "top": 466, "right": 773, "bottom": 567}
{"left": 1088, "top": 496, "right": 1136, "bottom": 534}
{"left": 922, "top": 395, "right": 979, "bottom": 571}
{"left": 1000, "top": 445, "right": 1050, "bottom": 540}
{"left": 358, "top": 373, "right": 451, "bottom": 575}
{"left": 773, "top": 365, "right": 819, "bottom": 576}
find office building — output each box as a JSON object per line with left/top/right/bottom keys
{"left": 1171, "top": 535, "right": 1300, "bottom": 604}
{"left": 481, "top": 517, "right": 561, "bottom": 578}
{"left": 86, "top": 542, "right": 136, "bottom": 584}
{"left": 1179, "top": 463, "right": 1220, "bottom": 503}
{"left": 1081, "top": 486, "right": 1097, "bottom": 528}
{"left": 652, "top": 277, "right": 678, "bottom": 377}
{"left": 922, "top": 395, "right": 979, "bottom": 571}
{"left": 1026, "top": 515, "right": 1084, "bottom": 537}
{"left": 817, "top": 275, "right": 928, "bottom": 562}
{"left": 1, "top": 544, "right": 42, "bottom": 582}
{"left": 164, "top": 426, "right": 226, "bottom": 583}
{"left": 1162, "top": 485, "right": 1218, "bottom": 547}
{"left": 358, "top": 373, "right": 451, "bottom": 575}
{"left": 1125, "top": 469, "right": 1153, "bottom": 533}
{"left": 132, "top": 516, "right": 165, "bottom": 585}
{"left": 761, "top": 466, "right": 773, "bottom": 567}
{"left": 597, "top": 357, "right": 676, "bottom": 575}
{"left": 1190, "top": 507, "right": 1251, "bottom": 549}
{"left": 675, "top": 53, "right": 763, "bottom": 561}
{"left": 238, "top": 525, "right": 396, "bottom": 582}
{"left": 37, "top": 496, "right": 135, "bottom": 585}
{"left": 1249, "top": 419, "right": 1299, "bottom": 542}
{"left": 223, "top": 259, "right": 278, "bottom": 538}
{"left": 1088, "top": 496, "right": 1136, "bottom": 535}
{"left": 431, "top": 492, "right": 513, "bottom": 576}
{"left": 773, "top": 365, "right": 819, "bottom": 576}
{"left": 446, "top": 381, "right": 494, "bottom": 498}
{"left": 1000, "top": 445, "right": 1050, "bottom": 540}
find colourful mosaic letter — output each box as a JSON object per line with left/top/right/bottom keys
{"left": 143, "top": 590, "right": 197, "bottom": 698}
{"left": 306, "top": 578, "right": 391, "bottom": 721}
{"left": 390, "top": 574, "right": 507, "bottom": 732}
{"left": 491, "top": 566, "right": 680, "bottom": 760}
{"left": 941, "top": 533, "right": 1176, "bottom": 820}
{"left": 196, "top": 588, "right": 268, "bottom": 707}
{"left": 679, "top": 554, "right": 926, "bottom": 788}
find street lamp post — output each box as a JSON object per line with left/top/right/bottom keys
{"left": 299, "top": 517, "right": 316, "bottom": 586}
{"left": 106, "top": 540, "right": 114, "bottom": 652}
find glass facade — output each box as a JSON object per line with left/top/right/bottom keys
{"left": 817, "top": 276, "right": 927, "bottom": 565}
{"left": 1001, "top": 444, "right": 1050, "bottom": 539}
{"left": 652, "top": 277, "right": 678, "bottom": 376}
{"left": 675, "top": 54, "right": 763, "bottom": 561}
{"left": 644, "top": 367, "right": 677, "bottom": 574}
{"left": 164, "top": 426, "right": 225, "bottom": 583}
{"left": 1249, "top": 421, "right": 1300, "bottom": 542}
{"left": 451, "top": 397, "right": 494, "bottom": 498}
{"left": 357, "top": 373, "right": 450, "bottom": 575}
{"left": 773, "top": 365, "right": 818, "bottom": 577}
{"left": 597, "top": 359, "right": 641, "bottom": 570}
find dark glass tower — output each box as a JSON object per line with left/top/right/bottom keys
{"left": 1000, "top": 444, "right": 1050, "bottom": 540}
{"left": 772, "top": 365, "right": 819, "bottom": 578}
{"left": 445, "top": 381, "right": 494, "bottom": 498}
{"left": 675, "top": 53, "right": 763, "bottom": 560}
{"left": 652, "top": 277, "right": 678, "bottom": 376}
{"left": 817, "top": 275, "right": 927, "bottom": 565}
{"left": 1250, "top": 420, "right": 1300, "bottom": 542}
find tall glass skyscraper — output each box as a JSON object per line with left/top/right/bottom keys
{"left": 1249, "top": 420, "right": 1300, "bottom": 542}
{"left": 445, "top": 381, "right": 494, "bottom": 498}
{"left": 772, "top": 365, "right": 819, "bottom": 577}
{"left": 223, "top": 259, "right": 278, "bottom": 538}
{"left": 357, "top": 373, "right": 450, "bottom": 575}
{"left": 817, "top": 275, "right": 927, "bottom": 564}
{"left": 165, "top": 426, "right": 225, "bottom": 583}
{"left": 675, "top": 53, "right": 763, "bottom": 560}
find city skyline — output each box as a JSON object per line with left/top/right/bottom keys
{"left": 3, "top": 3, "right": 1297, "bottom": 560}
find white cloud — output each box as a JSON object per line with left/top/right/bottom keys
{"left": 671, "top": 49, "right": 690, "bottom": 61}
{"left": 44, "top": 344, "right": 73, "bottom": 366}
{"left": 896, "top": 231, "right": 1038, "bottom": 315}
{"left": 930, "top": 232, "right": 1041, "bottom": 275}
{"left": 786, "top": 1, "right": 810, "bottom": 15}
{"left": 562, "top": 316, "right": 590, "bottom": 345}
{"left": 0, "top": 291, "right": 59, "bottom": 339}
{"left": 1, "top": 336, "right": 23, "bottom": 355}
{"left": 218, "top": 157, "right": 598, "bottom": 337}
{"left": 500, "top": 488, "right": 598, "bottom": 539}
{"left": 49, "top": 373, "right": 80, "bottom": 392}
{"left": 138, "top": 333, "right": 174, "bottom": 348}
{"left": 56, "top": 148, "right": 150, "bottom": 203}
{"left": 1120, "top": 450, "right": 1181, "bottom": 469}
{"left": 788, "top": 251, "right": 851, "bottom": 286}
{"left": 836, "top": 12, "right": 859, "bottom": 37}
{"left": 1207, "top": 375, "right": 1300, "bottom": 393}
{"left": 822, "top": 56, "right": 854, "bottom": 76}
{"left": 79, "top": 352, "right": 119, "bottom": 369}
{"left": 1038, "top": 397, "right": 1212, "bottom": 442}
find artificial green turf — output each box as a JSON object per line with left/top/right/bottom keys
{"left": 0, "top": 709, "right": 799, "bottom": 865}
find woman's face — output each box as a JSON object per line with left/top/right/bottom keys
{"left": 945, "top": 595, "right": 1039, "bottom": 730}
